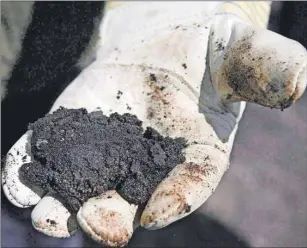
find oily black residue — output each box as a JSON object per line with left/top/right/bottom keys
{"left": 222, "top": 31, "right": 294, "bottom": 110}
{"left": 46, "top": 219, "right": 57, "bottom": 225}
{"left": 116, "top": 90, "right": 123, "bottom": 100}
{"left": 150, "top": 73, "right": 157, "bottom": 82}
{"left": 20, "top": 107, "right": 187, "bottom": 211}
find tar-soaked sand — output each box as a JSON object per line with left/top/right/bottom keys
{"left": 20, "top": 107, "right": 187, "bottom": 211}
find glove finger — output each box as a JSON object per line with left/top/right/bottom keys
{"left": 31, "top": 192, "right": 79, "bottom": 238}
{"left": 2, "top": 131, "right": 45, "bottom": 207}
{"left": 209, "top": 15, "right": 307, "bottom": 109}
{"left": 77, "top": 190, "right": 138, "bottom": 247}
{"left": 141, "top": 144, "right": 228, "bottom": 230}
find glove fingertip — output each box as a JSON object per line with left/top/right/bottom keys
{"left": 31, "top": 193, "right": 79, "bottom": 238}
{"left": 2, "top": 131, "right": 44, "bottom": 207}
{"left": 141, "top": 145, "right": 228, "bottom": 230}
{"left": 77, "top": 190, "right": 137, "bottom": 247}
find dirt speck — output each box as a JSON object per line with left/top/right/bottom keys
{"left": 150, "top": 74, "right": 157, "bottom": 82}
{"left": 46, "top": 219, "right": 57, "bottom": 226}
{"left": 126, "top": 104, "right": 132, "bottom": 111}
{"left": 116, "top": 90, "right": 123, "bottom": 100}
{"left": 185, "top": 204, "right": 191, "bottom": 213}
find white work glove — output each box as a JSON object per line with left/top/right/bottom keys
{"left": 2, "top": 2, "right": 306, "bottom": 247}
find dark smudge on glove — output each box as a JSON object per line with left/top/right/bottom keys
{"left": 19, "top": 107, "right": 187, "bottom": 211}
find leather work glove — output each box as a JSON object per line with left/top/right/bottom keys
{"left": 2, "top": 2, "right": 306, "bottom": 247}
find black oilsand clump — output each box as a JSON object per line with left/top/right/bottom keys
{"left": 20, "top": 107, "right": 187, "bottom": 211}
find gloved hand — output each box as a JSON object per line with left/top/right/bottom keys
{"left": 2, "top": 2, "right": 306, "bottom": 247}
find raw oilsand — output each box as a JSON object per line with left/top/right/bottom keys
{"left": 20, "top": 107, "right": 187, "bottom": 211}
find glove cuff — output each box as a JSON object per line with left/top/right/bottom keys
{"left": 216, "top": 2, "right": 271, "bottom": 28}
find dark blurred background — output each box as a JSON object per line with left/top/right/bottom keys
{"left": 1, "top": 2, "right": 307, "bottom": 247}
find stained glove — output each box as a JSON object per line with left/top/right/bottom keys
{"left": 2, "top": 2, "right": 306, "bottom": 247}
